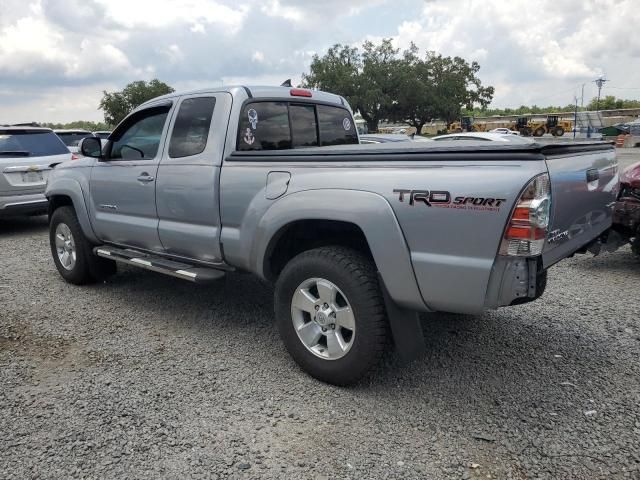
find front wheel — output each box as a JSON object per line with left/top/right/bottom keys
{"left": 49, "top": 206, "right": 116, "bottom": 284}
{"left": 274, "top": 247, "right": 388, "bottom": 386}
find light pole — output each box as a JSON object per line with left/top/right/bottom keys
{"left": 573, "top": 95, "right": 578, "bottom": 139}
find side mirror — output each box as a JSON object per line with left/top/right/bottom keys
{"left": 79, "top": 136, "right": 103, "bottom": 159}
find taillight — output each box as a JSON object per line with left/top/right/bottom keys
{"left": 500, "top": 173, "right": 551, "bottom": 256}
{"left": 71, "top": 153, "right": 79, "bottom": 160}
{"left": 290, "top": 88, "right": 312, "bottom": 97}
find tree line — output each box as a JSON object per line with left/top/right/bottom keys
{"left": 464, "top": 96, "right": 640, "bottom": 118}
{"left": 41, "top": 44, "right": 640, "bottom": 131}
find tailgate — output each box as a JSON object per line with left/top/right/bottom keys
{"left": 542, "top": 143, "right": 618, "bottom": 267}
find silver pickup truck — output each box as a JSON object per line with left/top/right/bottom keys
{"left": 45, "top": 86, "right": 619, "bottom": 385}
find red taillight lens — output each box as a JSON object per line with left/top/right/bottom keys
{"left": 500, "top": 174, "right": 551, "bottom": 256}
{"left": 71, "top": 153, "right": 79, "bottom": 160}
{"left": 290, "top": 88, "right": 312, "bottom": 97}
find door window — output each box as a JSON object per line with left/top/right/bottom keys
{"left": 109, "top": 106, "right": 170, "bottom": 160}
{"left": 168, "top": 97, "right": 216, "bottom": 158}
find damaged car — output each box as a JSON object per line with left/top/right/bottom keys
{"left": 613, "top": 161, "right": 640, "bottom": 255}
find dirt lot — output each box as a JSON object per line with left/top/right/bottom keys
{"left": 1, "top": 150, "right": 639, "bottom": 479}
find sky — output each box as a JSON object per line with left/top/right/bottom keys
{"left": 0, "top": 0, "right": 639, "bottom": 123}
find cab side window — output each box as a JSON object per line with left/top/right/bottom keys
{"left": 109, "top": 106, "right": 170, "bottom": 160}
{"left": 169, "top": 97, "right": 216, "bottom": 158}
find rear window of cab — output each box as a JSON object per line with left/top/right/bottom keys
{"left": 237, "top": 101, "right": 357, "bottom": 151}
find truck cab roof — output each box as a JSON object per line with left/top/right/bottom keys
{"left": 138, "top": 86, "right": 348, "bottom": 110}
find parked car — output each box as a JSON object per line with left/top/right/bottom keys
{"left": 613, "top": 160, "right": 640, "bottom": 255}
{"left": 92, "top": 131, "right": 111, "bottom": 140}
{"left": 54, "top": 129, "right": 94, "bottom": 153}
{"left": 1, "top": 127, "right": 72, "bottom": 216}
{"left": 489, "top": 127, "right": 519, "bottom": 135}
{"left": 432, "top": 132, "right": 534, "bottom": 143}
{"left": 46, "top": 85, "right": 618, "bottom": 385}
{"left": 359, "top": 133, "right": 431, "bottom": 144}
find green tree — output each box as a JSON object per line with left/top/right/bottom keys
{"left": 41, "top": 120, "right": 111, "bottom": 131}
{"left": 302, "top": 39, "right": 493, "bottom": 133}
{"left": 393, "top": 47, "right": 494, "bottom": 131}
{"left": 302, "top": 39, "right": 403, "bottom": 132}
{"left": 99, "top": 79, "right": 174, "bottom": 126}
{"left": 585, "top": 95, "right": 640, "bottom": 111}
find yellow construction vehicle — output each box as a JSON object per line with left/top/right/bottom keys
{"left": 447, "top": 116, "right": 488, "bottom": 133}
{"left": 516, "top": 115, "right": 573, "bottom": 137}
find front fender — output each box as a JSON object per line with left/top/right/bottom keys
{"left": 252, "top": 189, "right": 428, "bottom": 312}
{"left": 46, "top": 176, "right": 98, "bottom": 244}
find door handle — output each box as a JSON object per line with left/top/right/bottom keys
{"left": 137, "top": 173, "right": 155, "bottom": 183}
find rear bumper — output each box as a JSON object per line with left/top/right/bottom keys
{"left": 0, "top": 192, "right": 48, "bottom": 216}
{"left": 485, "top": 256, "right": 547, "bottom": 309}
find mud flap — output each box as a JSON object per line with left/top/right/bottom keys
{"left": 378, "top": 274, "right": 426, "bottom": 362}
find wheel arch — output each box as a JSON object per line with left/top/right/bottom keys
{"left": 264, "top": 219, "right": 373, "bottom": 280}
{"left": 252, "top": 189, "right": 428, "bottom": 312}
{"left": 46, "top": 177, "right": 99, "bottom": 244}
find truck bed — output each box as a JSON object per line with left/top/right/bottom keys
{"left": 223, "top": 140, "right": 617, "bottom": 314}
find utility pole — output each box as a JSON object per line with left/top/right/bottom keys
{"left": 594, "top": 77, "right": 608, "bottom": 111}
{"left": 580, "top": 83, "right": 585, "bottom": 110}
{"left": 573, "top": 95, "right": 578, "bottom": 139}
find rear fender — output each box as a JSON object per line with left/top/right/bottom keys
{"left": 252, "top": 189, "right": 428, "bottom": 312}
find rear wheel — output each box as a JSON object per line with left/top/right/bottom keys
{"left": 555, "top": 126, "right": 565, "bottom": 136}
{"left": 274, "top": 246, "right": 388, "bottom": 386}
{"left": 632, "top": 233, "right": 640, "bottom": 256}
{"left": 534, "top": 127, "right": 545, "bottom": 137}
{"left": 49, "top": 206, "right": 116, "bottom": 284}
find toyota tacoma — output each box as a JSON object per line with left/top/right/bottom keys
{"left": 45, "top": 86, "right": 619, "bottom": 385}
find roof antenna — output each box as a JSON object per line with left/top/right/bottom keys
{"left": 280, "top": 79, "right": 292, "bottom": 87}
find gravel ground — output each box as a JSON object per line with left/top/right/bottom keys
{"left": 1, "top": 151, "right": 639, "bottom": 479}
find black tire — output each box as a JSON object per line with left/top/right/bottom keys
{"left": 555, "top": 126, "right": 565, "bottom": 136}
{"left": 274, "top": 246, "right": 388, "bottom": 386}
{"left": 49, "top": 206, "right": 116, "bottom": 285}
{"left": 534, "top": 127, "right": 545, "bottom": 137}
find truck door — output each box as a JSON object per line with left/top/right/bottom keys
{"left": 156, "top": 92, "right": 232, "bottom": 263}
{"left": 88, "top": 102, "right": 173, "bottom": 251}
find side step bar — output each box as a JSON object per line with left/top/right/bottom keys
{"left": 94, "top": 246, "right": 226, "bottom": 284}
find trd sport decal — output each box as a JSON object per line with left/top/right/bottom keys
{"left": 393, "top": 189, "right": 506, "bottom": 212}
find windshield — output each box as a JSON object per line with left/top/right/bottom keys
{"left": 94, "top": 132, "right": 111, "bottom": 139}
{"left": 0, "top": 131, "right": 69, "bottom": 156}
{"left": 56, "top": 132, "right": 92, "bottom": 147}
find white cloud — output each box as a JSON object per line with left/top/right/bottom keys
{"left": 389, "top": 0, "right": 640, "bottom": 107}
{"left": 0, "top": 0, "right": 638, "bottom": 122}
{"left": 95, "top": 0, "right": 249, "bottom": 33}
